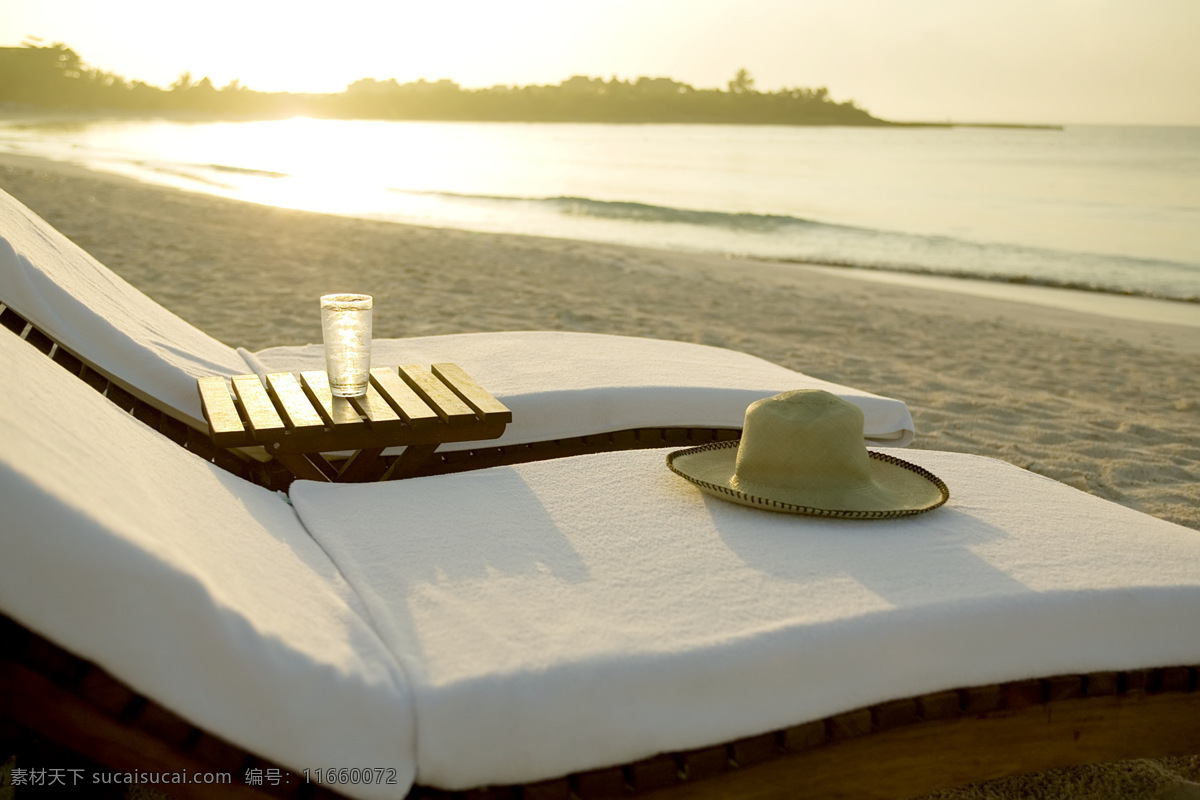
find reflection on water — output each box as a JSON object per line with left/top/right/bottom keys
{"left": 2, "top": 117, "right": 1198, "bottom": 300}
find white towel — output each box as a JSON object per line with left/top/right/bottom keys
{"left": 0, "top": 188, "right": 250, "bottom": 428}
{"left": 292, "top": 448, "right": 1200, "bottom": 790}
{"left": 0, "top": 330, "right": 415, "bottom": 800}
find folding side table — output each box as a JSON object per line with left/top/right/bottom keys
{"left": 197, "top": 364, "right": 511, "bottom": 482}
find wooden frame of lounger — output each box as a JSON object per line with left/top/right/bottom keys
{"left": 3, "top": 307, "right": 1199, "bottom": 799}
{"left": 5, "top": 611, "right": 1199, "bottom": 800}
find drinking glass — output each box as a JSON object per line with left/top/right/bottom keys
{"left": 320, "top": 294, "right": 373, "bottom": 397}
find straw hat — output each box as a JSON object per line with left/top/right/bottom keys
{"left": 667, "top": 390, "right": 948, "bottom": 518}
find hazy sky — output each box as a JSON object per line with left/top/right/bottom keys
{"left": 3, "top": 0, "right": 1198, "bottom": 125}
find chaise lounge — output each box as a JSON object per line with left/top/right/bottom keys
{"left": 4, "top": 265, "right": 1200, "bottom": 799}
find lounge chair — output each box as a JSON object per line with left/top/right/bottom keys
{"left": 0, "top": 187, "right": 914, "bottom": 488}
{"left": 4, "top": 308, "right": 1200, "bottom": 800}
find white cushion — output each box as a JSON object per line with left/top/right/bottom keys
{"left": 0, "top": 330, "right": 415, "bottom": 800}
{"left": 292, "top": 448, "right": 1200, "bottom": 790}
{"left": 252, "top": 331, "right": 915, "bottom": 447}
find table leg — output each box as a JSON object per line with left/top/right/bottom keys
{"left": 337, "top": 448, "right": 386, "bottom": 482}
{"left": 381, "top": 443, "right": 440, "bottom": 481}
{"left": 273, "top": 452, "right": 334, "bottom": 483}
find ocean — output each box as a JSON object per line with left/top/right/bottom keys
{"left": 2, "top": 117, "right": 1198, "bottom": 302}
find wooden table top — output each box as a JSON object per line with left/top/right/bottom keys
{"left": 197, "top": 364, "right": 511, "bottom": 458}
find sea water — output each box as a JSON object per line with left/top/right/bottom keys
{"left": 2, "top": 118, "right": 1197, "bottom": 301}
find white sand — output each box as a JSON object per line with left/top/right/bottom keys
{"left": 2, "top": 152, "right": 1198, "bottom": 798}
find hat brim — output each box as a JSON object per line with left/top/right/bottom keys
{"left": 667, "top": 441, "right": 949, "bottom": 519}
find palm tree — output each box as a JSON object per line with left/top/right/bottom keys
{"left": 728, "top": 68, "right": 756, "bottom": 94}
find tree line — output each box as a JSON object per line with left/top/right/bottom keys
{"left": 1, "top": 42, "right": 887, "bottom": 126}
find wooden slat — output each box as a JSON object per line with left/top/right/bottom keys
{"left": 1047, "top": 675, "right": 1085, "bottom": 702}
{"left": 829, "top": 708, "right": 873, "bottom": 740}
{"left": 300, "top": 371, "right": 365, "bottom": 427}
{"left": 1088, "top": 672, "right": 1121, "bottom": 697}
{"left": 679, "top": 744, "right": 730, "bottom": 781}
{"left": 400, "top": 365, "right": 477, "bottom": 425}
{"left": 231, "top": 375, "right": 285, "bottom": 436}
{"left": 51, "top": 345, "right": 84, "bottom": 376}
{"left": 0, "top": 303, "right": 27, "bottom": 335}
{"left": 874, "top": 698, "right": 919, "bottom": 730}
{"left": 918, "top": 689, "right": 962, "bottom": 721}
{"left": 626, "top": 755, "right": 681, "bottom": 793}
{"left": 264, "top": 372, "right": 325, "bottom": 431}
{"left": 1158, "top": 667, "right": 1194, "bottom": 693}
{"left": 432, "top": 363, "right": 513, "bottom": 422}
{"left": 963, "top": 684, "right": 1003, "bottom": 714}
{"left": 782, "top": 720, "right": 826, "bottom": 751}
{"left": 185, "top": 426, "right": 219, "bottom": 461}
{"left": 730, "top": 732, "right": 781, "bottom": 768}
{"left": 105, "top": 383, "right": 137, "bottom": 413}
{"left": 23, "top": 324, "right": 54, "bottom": 354}
{"left": 370, "top": 367, "right": 439, "bottom": 428}
{"left": 351, "top": 381, "right": 405, "bottom": 428}
{"left": 573, "top": 765, "right": 627, "bottom": 798}
{"left": 196, "top": 377, "right": 246, "bottom": 443}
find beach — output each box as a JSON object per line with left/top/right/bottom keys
{"left": 2, "top": 152, "right": 1199, "bottom": 798}
{"left": 4, "top": 151, "right": 1197, "bottom": 531}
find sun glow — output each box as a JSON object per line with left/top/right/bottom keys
{"left": 100, "top": 117, "right": 526, "bottom": 221}
{"left": 4, "top": 0, "right": 1200, "bottom": 124}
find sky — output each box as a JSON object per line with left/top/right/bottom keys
{"left": 3, "top": 0, "right": 1199, "bottom": 125}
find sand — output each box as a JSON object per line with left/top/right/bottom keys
{"left": 2, "top": 152, "right": 1199, "bottom": 799}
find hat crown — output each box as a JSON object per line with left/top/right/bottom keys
{"left": 733, "top": 390, "right": 873, "bottom": 495}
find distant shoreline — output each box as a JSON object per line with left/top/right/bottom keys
{"left": 0, "top": 106, "right": 1063, "bottom": 131}
{"left": 886, "top": 120, "right": 1063, "bottom": 131}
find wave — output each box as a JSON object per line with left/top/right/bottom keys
{"left": 394, "top": 188, "right": 1200, "bottom": 302}
{"left": 775, "top": 258, "right": 1200, "bottom": 304}
{"left": 546, "top": 196, "right": 820, "bottom": 232}
{"left": 401, "top": 188, "right": 825, "bottom": 231}
{"left": 206, "top": 163, "right": 288, "bottom": 178}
